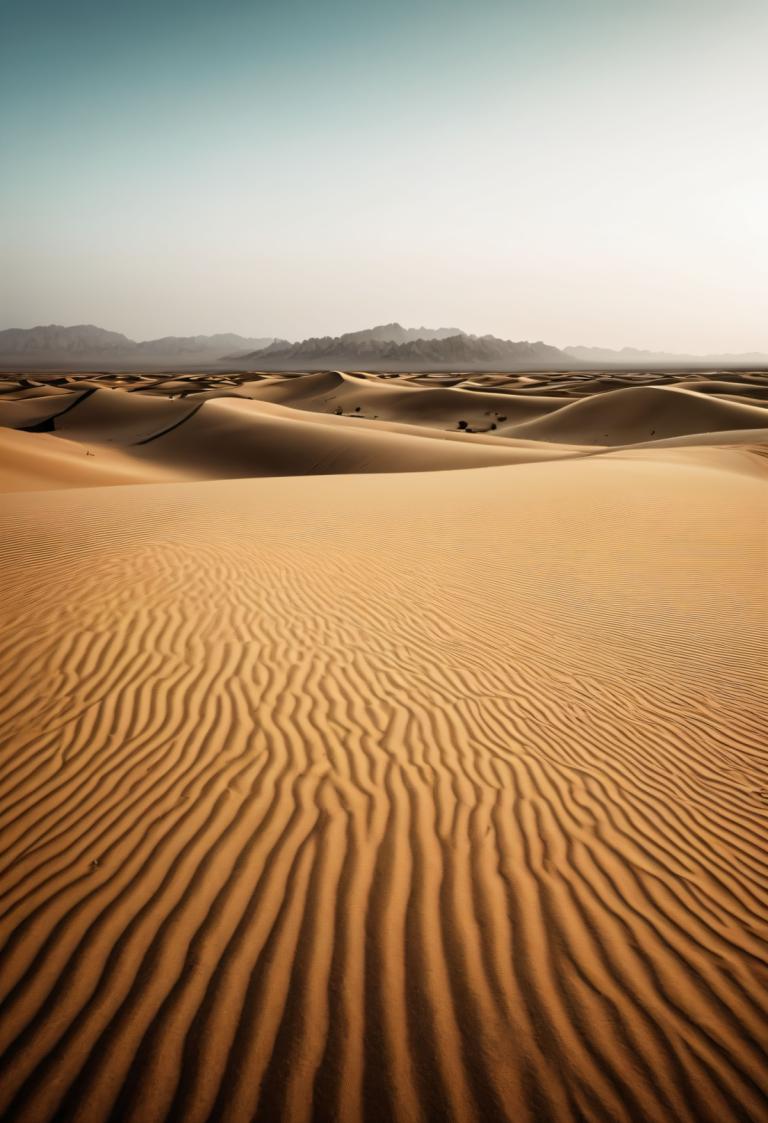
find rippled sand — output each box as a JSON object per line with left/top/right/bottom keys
{"left": 0, "top": 370, "right": 766, "bottom": 1122}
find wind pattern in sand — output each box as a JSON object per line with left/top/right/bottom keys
{"left": 0, "top": 370, "right": 767, "bottom": 1123}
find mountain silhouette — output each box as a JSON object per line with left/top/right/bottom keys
{"left": 232, "top": 326, "right": 571, "bottom": 371}
{"left": 0, "top": 324, "right": 274, "bottom": 368}
{"left": 566, "top": 344, "right": 768, "bottom": 366}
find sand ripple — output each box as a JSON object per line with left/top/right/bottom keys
{"left": 0, "top": 452, "right": 766, "bottom": 1122}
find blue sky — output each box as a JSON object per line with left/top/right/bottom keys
{"left": 2, "top": 0, "right": 767, "bottom": 349}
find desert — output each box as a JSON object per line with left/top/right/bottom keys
{"left": 0, "top": 364, "right": 766, "bottom": 1121}
{"left": 5, "top": 0, "right": 768, "bottom": 1114}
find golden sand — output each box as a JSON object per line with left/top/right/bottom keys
{"left": 0, "top": 369, "right": 766, "bottom": 1122}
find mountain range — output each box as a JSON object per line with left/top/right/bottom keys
{"left": 1, "top": 323, "right": 767, "bottom": 371}
{"left": 0, "top": 323, "right": 573, "bottom": 371}
{"left": 333, "top": 323, "right": 464, "bottom": 344}
{"left": 0, "top": 325, "right": 274, "bottom": 368}
{"left": 233, "top": 329, "right": 570, "bottom": 371}
{"left": 566, "top": 344, "right": 768, "bottom": 365}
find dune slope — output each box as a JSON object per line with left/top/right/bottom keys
{"left": 0, "top": 448, "right": 766, "bottom": 1123}
{"left": 0, "top": 428, "right": 184, "bottom": 492}
{"left": 504, "top": 385, "right": 768, "bottom": 445}
{"left": 2, "top": 370, "right": 768, "bottom": 492}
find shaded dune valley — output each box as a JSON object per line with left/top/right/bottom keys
{"left": 0, "top": 367, "right": 767, "bottom": 1123}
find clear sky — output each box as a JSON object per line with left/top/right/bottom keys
{"left": 2, "top": 0, "right": 767, "bottom": 351}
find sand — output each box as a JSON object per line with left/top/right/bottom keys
{"left": 0, "top": 369, "right": 766, "bottom": 1122}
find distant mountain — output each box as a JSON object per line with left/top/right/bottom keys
{"left": 0, "top": 324, "right": 134, "bottom": 356}
{"left": 132, "top": 333, "right": 275, "bottom": 359}
{"left": 566, "top": 344, "right": 768, "bottom": 366}
{"left": 231, "top": 329, "right": 572, "bottom": 371}
{"left": 0, "top": 324, "right": 274, "bottom": 368}
{"left": 338, "top": 323, "right": 465, "bottom": 344}
{"left": 9, "top": 323, "right": 763, "bottom": 373}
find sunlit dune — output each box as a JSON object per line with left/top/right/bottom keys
{"left": 2, "top": 368, "right": 768, "bottom": 491}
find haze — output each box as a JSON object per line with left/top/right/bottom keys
{"left": 2, "top": 0, "right": 767, "bottom": 353}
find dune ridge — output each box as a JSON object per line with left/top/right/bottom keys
{"left": 1, "top": 369, "right": 768, "bottom": 491}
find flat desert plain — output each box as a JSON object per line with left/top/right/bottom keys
{"left": 0, "top": 368, "right": 767, "bottom": 1123}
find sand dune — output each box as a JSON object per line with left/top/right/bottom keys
{"left": 0, "top": 385, "right": 73, "bottom": 400}
{"left": 0, "top": 389, "right": 91, "bottom": 432}
{"left": 1, "top": 370, "right": 767, "bottom": 491}
{"left": 504, "top": 385, "right": 768, "bottom": 445}
{"left": 0, "top": 369, "right": 766, "bottom": 1122}
{"left": 131, "top": 397, "right": 590, "bottom": 477}
{"left": 235, "top": 369, "right": 567, "bottom": 428}
{"left": 674, "top": 379, "right": 768, "bottom": 402}
{"left": 0, "top": 428, "right": 183, "bottom": 492}
{"left": 52, "top": 389, "right": 202, "bottom": 445}
{"left": 0, "top": 384, "right": 594, "bottom": 490}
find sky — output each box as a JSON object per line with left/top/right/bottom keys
{"left": 1, "top": 0, "right": 767, "bottom": 352}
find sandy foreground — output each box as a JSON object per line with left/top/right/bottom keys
{"left": 0, "top": 370, "right": 767, "bottom": 1122}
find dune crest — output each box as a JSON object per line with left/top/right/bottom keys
{"left": 1, "top": 368, "right": 767, "bottom": 491}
